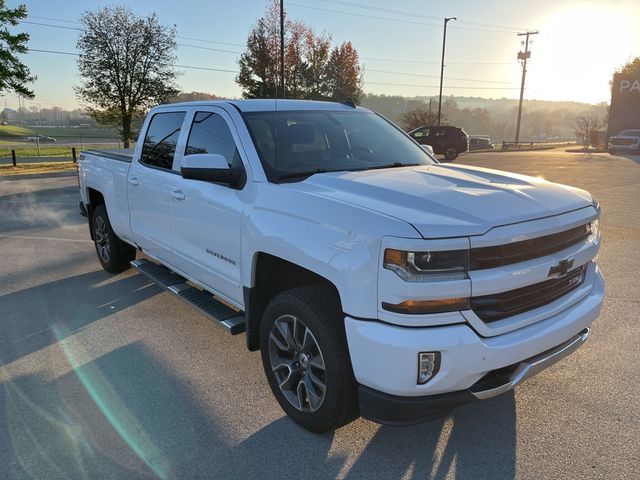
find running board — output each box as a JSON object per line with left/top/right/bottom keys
{"left": 131, "top": 259, "right": 245, "bottom": 335}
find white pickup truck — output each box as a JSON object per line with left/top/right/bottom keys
{"left": 78, "top": 100, "right": 604, "bottom": 433}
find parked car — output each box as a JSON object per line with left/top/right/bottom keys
{"left": 608, "top": 129, "right": 640, "bottom": 154}
{"left": 78, "top": 100, "right": 603, "bottom": 433}
{"left": 469, "top": 137, "right": 493, "bottom": 151}
{"left": 408, "top": 125, "right": 469, "bottom": 160}
{"left": 27, "top": 135, "right": 56, "bottom": 143}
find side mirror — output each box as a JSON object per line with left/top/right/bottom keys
{"left": 420, "top": 144, "right": 434, "bottom": 155}
{"left": 181, "top": 153, "right": 242, "bottom": 186}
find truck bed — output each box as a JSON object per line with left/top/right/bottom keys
{"left": 84, "top": 149, "right": 134, "bottom": 163}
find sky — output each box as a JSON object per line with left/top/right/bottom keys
{"left": 6, "top": 0, "right": 640, "bottom": 111}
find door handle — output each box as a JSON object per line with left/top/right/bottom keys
{"left": 170, "top": 189, "right": 185, "bottom": 200}
{"left": 128, "top": 177, "right": 140, "bottom": 186}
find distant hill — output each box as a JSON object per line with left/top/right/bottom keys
{"left": 360, "top": 94, "right": 607, "bottom": 141}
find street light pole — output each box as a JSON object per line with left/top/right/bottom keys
{"left": 437, "top": 17, "right": 456, "bottom": 126}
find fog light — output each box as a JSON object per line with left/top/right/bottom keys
{"left": 417, "top": 352, "right": 441, "bottom": 385}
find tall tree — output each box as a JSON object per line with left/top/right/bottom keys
{"left": 325, "top": 42, "right": 363, "bottom": 102}
{"left": 0, "top": 1, "right": 35, "bottom": 98}
{"left": 400, "top": 106, "right": 439, "bottom": 131}
{"left": 75, "top": 6, "right": 179, "bottom": 147}
{"left": 236, "top": 0, "right": 362, "bottom": 102}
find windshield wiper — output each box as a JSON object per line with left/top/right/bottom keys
{"left": 353, "top": 162, "right": 421, "bottom": 171}
{"left": 277, "top": 168, "right": 329, "bottom": 180}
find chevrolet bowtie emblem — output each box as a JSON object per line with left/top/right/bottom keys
{"left": 548, "top": 258, "right": 574, "bottom": 278}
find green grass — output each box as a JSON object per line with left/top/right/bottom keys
{"left": 0, "top": 125, "right": 33, "bottom": 136}
{"left": 0, "top": 143, "right": 130, "bottom": 158}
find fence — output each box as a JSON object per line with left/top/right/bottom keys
{"left": 0, "top": 132, "right": 130, "bottom": 166}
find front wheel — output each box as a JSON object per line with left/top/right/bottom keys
{"left": 260, "top": 286, "right": 359, "bottom": 433}
{"left": 92, "top": 204, "right": 136, "bottom": 273}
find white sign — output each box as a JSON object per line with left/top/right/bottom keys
{"left": 620, "top": 79, "right": 640, "bottom": 93}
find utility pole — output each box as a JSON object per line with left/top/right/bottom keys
{"left": 514, "top": 30, "right": 538, "bottom": 144}
{"left": 279, "top": 0, "right": 285, "bottom": 99}
{"left": 437, "top": 17, "right": 456, "bottom": 126}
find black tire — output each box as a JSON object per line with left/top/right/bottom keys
{"left": 444, "top": 145, "right": 459, "bottom": 161}
{"left": 92, "top": 204, "right": 136, "bottom": 273}
{"left": 260, "top": 286, "right": 359, "bottom": 433}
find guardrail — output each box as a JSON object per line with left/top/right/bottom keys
{"left": 500, "top": 140, "right": 576, "bottom": 150}
{"left": 0, "top": 134, "right": 132, "bottom": 166}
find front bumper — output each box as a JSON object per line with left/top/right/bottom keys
{"left": 346, "top": 266, "right": 604, "bottom": 423}
{"left": 608, "top": 143, "right": 639, "bottom": 152}
{"left": 359, "top": 328, "right": 589, "bottom": 425}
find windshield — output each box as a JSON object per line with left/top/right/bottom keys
{"left": 243, "top": 110, "right": 435, "bottom": 181}
{"left": 619, "top": 130, "right": 640, "bottom": 137}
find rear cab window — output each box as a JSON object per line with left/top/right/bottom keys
{"left": 140, "top": 111, "right": 186, "bottom": 170}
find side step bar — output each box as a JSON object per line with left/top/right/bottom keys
{"left": 131, "top": 259, "right": 246, "bottom": 335}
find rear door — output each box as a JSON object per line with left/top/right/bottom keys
{"left": 429, "top": 127, "right": 447, "bottom": 151}
{"left": 128, "top": 111, "right": 187, "bottom": 261}
{"left": 169, "top": 108, "right": 246, "bottom": 305}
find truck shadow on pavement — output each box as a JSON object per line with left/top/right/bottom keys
{"left": 0, "top": 270, "right": 161, "bottom": 366}
{"left": 211, "top": 391, "right": 516, "bottom": 480}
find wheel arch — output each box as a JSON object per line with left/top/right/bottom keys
{"left": 85, "top": 187, "right": 105, "bottom": 240}
{"left": 244, "top": 252, "right": 343, "bottom": 351}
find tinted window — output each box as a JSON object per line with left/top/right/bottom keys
{"left": 413, "top": 128, "right": 429, "bottom": 138}
{"left": 619, "top": 130, "right": 640, "bottom": 136}
{"left": 185, "top": 112, "right": 242, "bottom": 169}
{"left": 244, "top": 111, "right": 433, "bottom": 180}
{"left": 141, "top": 112, "right": 186, "bottom": 170}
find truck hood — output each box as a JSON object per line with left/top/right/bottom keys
{"left": 289, "top": 164, "right": 592, "bottom": 238}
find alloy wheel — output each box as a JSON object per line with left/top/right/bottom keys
{"left": 268, "top": 314, "right": 327, "bottom": 413}
{"left": 94, "top": 216, "right": 111, "bottom": 263}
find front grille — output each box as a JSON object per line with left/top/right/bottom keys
{"left": 469, "top": 224, "right": 590, "bottom": 270}
{"left": 471, "top": 265, "right": 586, "bottom": 323}
{"left": 611, "top": 138, "right": 633, "bottom": 146}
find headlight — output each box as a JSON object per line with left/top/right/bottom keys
{"left": 591, "top": 196, "right": 600, "bottom": 213}
{"left": 589, "top": 217, "right": 600, "bottom": 240}
{"left": 383, "top": 248, "right": 469, "bottom": 282}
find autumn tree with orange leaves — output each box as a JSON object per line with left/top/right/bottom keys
{"left": 237, "top": 0, "right": 362, "bottom": 102}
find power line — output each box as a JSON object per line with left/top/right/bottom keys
{"left": 366, "top": 68, "right": 519, "bottom": 85}
{"left": 290, "top": 2, "right": 529, "bottom": 34}
{"left": 319, "top": 0, "right": 531, "bottom": 32}
{"left": 22, "top": 15, "right": 514, "bottom": 67}
{"left": 27, "top": 48, "right": 239, "bottom": 73}
{"left": 365, "top": 81, "right": 522, "bottom": 90}
{"left": 27, "top": 48, "right": 519, "bottom": 89}
{"left": 21, "top": 20, "right": 243, "bottom": 55}
{"left": 362, "top": 57, "right": 513, "bottom": 65}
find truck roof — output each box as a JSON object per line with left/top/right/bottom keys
{"left": 154, "top": 99, "right": 369, "bottom": 113}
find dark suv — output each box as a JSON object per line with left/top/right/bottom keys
{"left": 408, "top": 125, "right": 469, "bottom": 160}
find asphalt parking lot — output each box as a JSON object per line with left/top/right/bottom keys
{"left": 1, "top": 149, "right": 639, "bottom": 479}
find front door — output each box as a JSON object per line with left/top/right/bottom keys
{"left": 169, "top": 108, "right": 246, "bottom": 305}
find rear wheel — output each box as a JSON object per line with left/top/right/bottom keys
{"left": 444, "top": 145, "right": 459, "bottom": 161}
{"left": 92, "top": 204, "right": 136, "bottom": 273}
{"left": 260, "top": 286, "right": 359, "bottom": 433}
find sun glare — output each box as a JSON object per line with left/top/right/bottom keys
{"left": 526, "top": 2, "right": 638, "bottom": 104}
